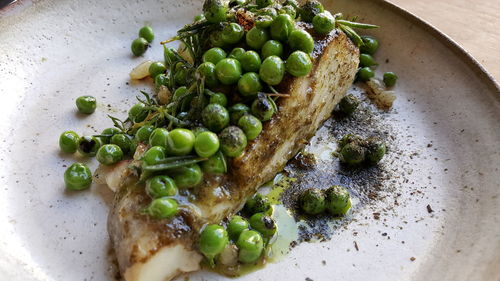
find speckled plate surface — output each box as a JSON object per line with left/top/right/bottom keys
{"left": 0, "top": 0, "right": 499, "bottom": 280}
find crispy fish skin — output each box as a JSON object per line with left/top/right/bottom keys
{"left": 108, "top": 30, "right": 359, "bottom": 281}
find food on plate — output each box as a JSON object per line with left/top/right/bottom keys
{"left": 57, "top": 0, "right": 401, "bottom": 280}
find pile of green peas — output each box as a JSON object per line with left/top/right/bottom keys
{"left": 199, "top": 193, "right": 276, "bottom": 265}
{"left": 356, "top": 35, "right": 398, "bottom": 87}
{"left": 337, "top": 134, "right": 387, "bottom": 165}
{"left": 299, "top": 185, "right": 351, "bottom": 216}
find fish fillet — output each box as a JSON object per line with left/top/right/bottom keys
{"left": 107, "top": 30, "right": 359, "bottom": 281}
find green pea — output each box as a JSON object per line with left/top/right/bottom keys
{"left": 100, "top": 127, "right": 121, "bottom": 144}
{"left": 59, "top": 131, "right": 79, "bottom": 153}
{"left": 340, "top": 142, "right": 366, "bottom": 165}
{"left": 246, "top": 27, "right": 270, "bottom": 50}
{"left": 142, "top": 146, "right": 166, "bottom": 165}
{"left": 359, "top": 54, "right": 377, "bottom": 68}
{"left": 128, "top": 103, "right": 148, "bottom": 123}
{"left": 145, "top": 175, "right": 178, "bottom": 198}
{"left": 338, "top": 94, "right": 360, "bottom": 115}
{"left": 192, "top": 127, "right": 209, "bottom": 137}
{"left": 251, "top": 94, "right": 275, "bottom": 121}
{"left": 228, "top": 103, "right": 250, "bottom": 124}
{"left": 149, "top": 128, "right": 169, "bottom": 148}
{"left": 172, "top": 163, "right": 203, "bottom": 188}
{"left": 201, "top": 151, "right": 227, "bottom": 174}
{"left": 270, "top": 14, "right": 295, "bottom": 42}
{"left": 243, "top": 194, "right": 271, "bottom": 215}
{"left": 284, "top": 0, "right": 299, "bottom": 9}
{"left": 110, "top": 134, "right": 132, "bottom": 154}
{"left": 194, "top": 13, "right": 206, "bottom": 21}
{"left": 197, "top": 62, "right": 219, "bottom": 88}
{"left": 279, "top": 5, "right": 297, "bottom": 18}
{"left": 202, "top": 47, "right": 227, "bottom": 64}
{"left": 209, "top": 92, "right": 228, "bottom": 106}
{"left": 299, "top": 0, "right": 324, "bottom": 22}
{"left": 135, "top": 125, "right": 155, "bottom": 143}
{"left": 261, "top": 40, "right": 283, "bottom": 59}
{"left": 215, "top": 58, "right": 242, "bottom": 85}
{"left": 238, "top": 114, "right": 262, "bottom": 140}
{"left": 194, "top": 131, "right": 220, "bottom": 158}
{"left": 285, "top": 50, "right": 312, "bottom": 77}
{"left": 209, "top": 30, "right": 226, "bottom": 47}
{"left": 166, "top": 128, "right": 195, "bottom": 156}
{"left": 203, "top": 0, "right": 228, "bottom": 23}
{"left": 259, "top": 55, "right": 285, "bottom": 85}
{"left": 365, "top": 136, "right": 386, "bottom": 164}
{"left": 338, "top": 134, "right": 363, "bottom": 150}
{"left": 312, "top": 11, "right": 335, "bottom": 35}
{"left": 249, "top": 212, "right": 277, "bottom": 237}
{"left": 199, "top": 224, "right": 229, "bottom": 258}
{"left": 236, "top": 230, "right": 264, "bottom": 263}
{"left": 256, "top": 0, "right": 274, "bottom": 8}
{"left": 172, "top": 86, "right": 188, "bottom": 102}
{"left": 383, "top": 72, "right": 398, "bottom": 87}
{"left": 64, "top": 162, "right": 92, "bottom": 191}
{"left": 222, "top": 23, "right": 245, "bottom": 44}
{"left": 360, "top": 36, "right": 379, "bottom": 55}
{"left": 77, "top": 136, "right": 102, "bottom": 157}
{"left": 139, "top": 26, "right": 154, "bottom": 43}
{"left": 147, "top": 197, "right": 178, "bottom": 219}
{"left": 358, "top": 67, "right": 375, "bottom": 82}
{"left": 228, "top": 47, "right": 246, "bottom": 60}
{"left": 131, "top": 37, "right": 149, "bottom": 56}
{"left": 96, "top": 144, "right": 123, "bottom": 166}
{"left": 227, "top": 216, "right": 249, "bottom": 241}
{"left": 255, "top": 15, "right": 273, "bottom": 28}
{"left": 75, "top": 96, "right": 96, "bottom": 114}
{"left": 149, "top": 61, "right": 167, "bottom": 78}
{"left": 239, "top": 51, "right": 261, "bottom": 73}
{"left": 288, "top": 29, "right": 314, "bottom": 54}
{"left": 238, "top": 72, "right": 262, "bottom": 96}
{"left": 202, "top": 103, "right": 230, "bottom": 133}
{"left": 324, "top": 185, "right": 351, "bottom": 216}
{"left": 259, "top": 7, "right": 278, "bottom": 18}
{"left": 299, "top": 188, "right": 326, "bottom": 215}
{"left": 154, "top": 74, "right": 169, "bottom": 92}
{"left": 219, "top": 126, "right": 247, "bottom": 157}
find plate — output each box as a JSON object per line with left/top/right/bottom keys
{"left": 0, "top": 0, "right": 499, "bottom": 280}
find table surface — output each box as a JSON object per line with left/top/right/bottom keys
{"left": 389, "top": 0, "right": 500, "bottom": 83}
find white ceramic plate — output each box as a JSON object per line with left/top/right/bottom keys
{"left": 1, "top": 0, "right": 499, "bottom": 280}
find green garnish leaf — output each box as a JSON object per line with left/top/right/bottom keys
{"left": 336, "top": 19, "right": 379, "bottom": 30}
{"left": 142, "top": 156, "right": 207, "bottom": 172}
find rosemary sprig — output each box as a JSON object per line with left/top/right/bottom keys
{"left": 335, "top": 16, "right": 380, "bottom": 47}
{"left": 142, "top": 156, "right": 207, "bottom": 172}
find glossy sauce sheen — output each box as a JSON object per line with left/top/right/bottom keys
{"left": 108, "top": 30, "right": 360, "bottom": 281}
